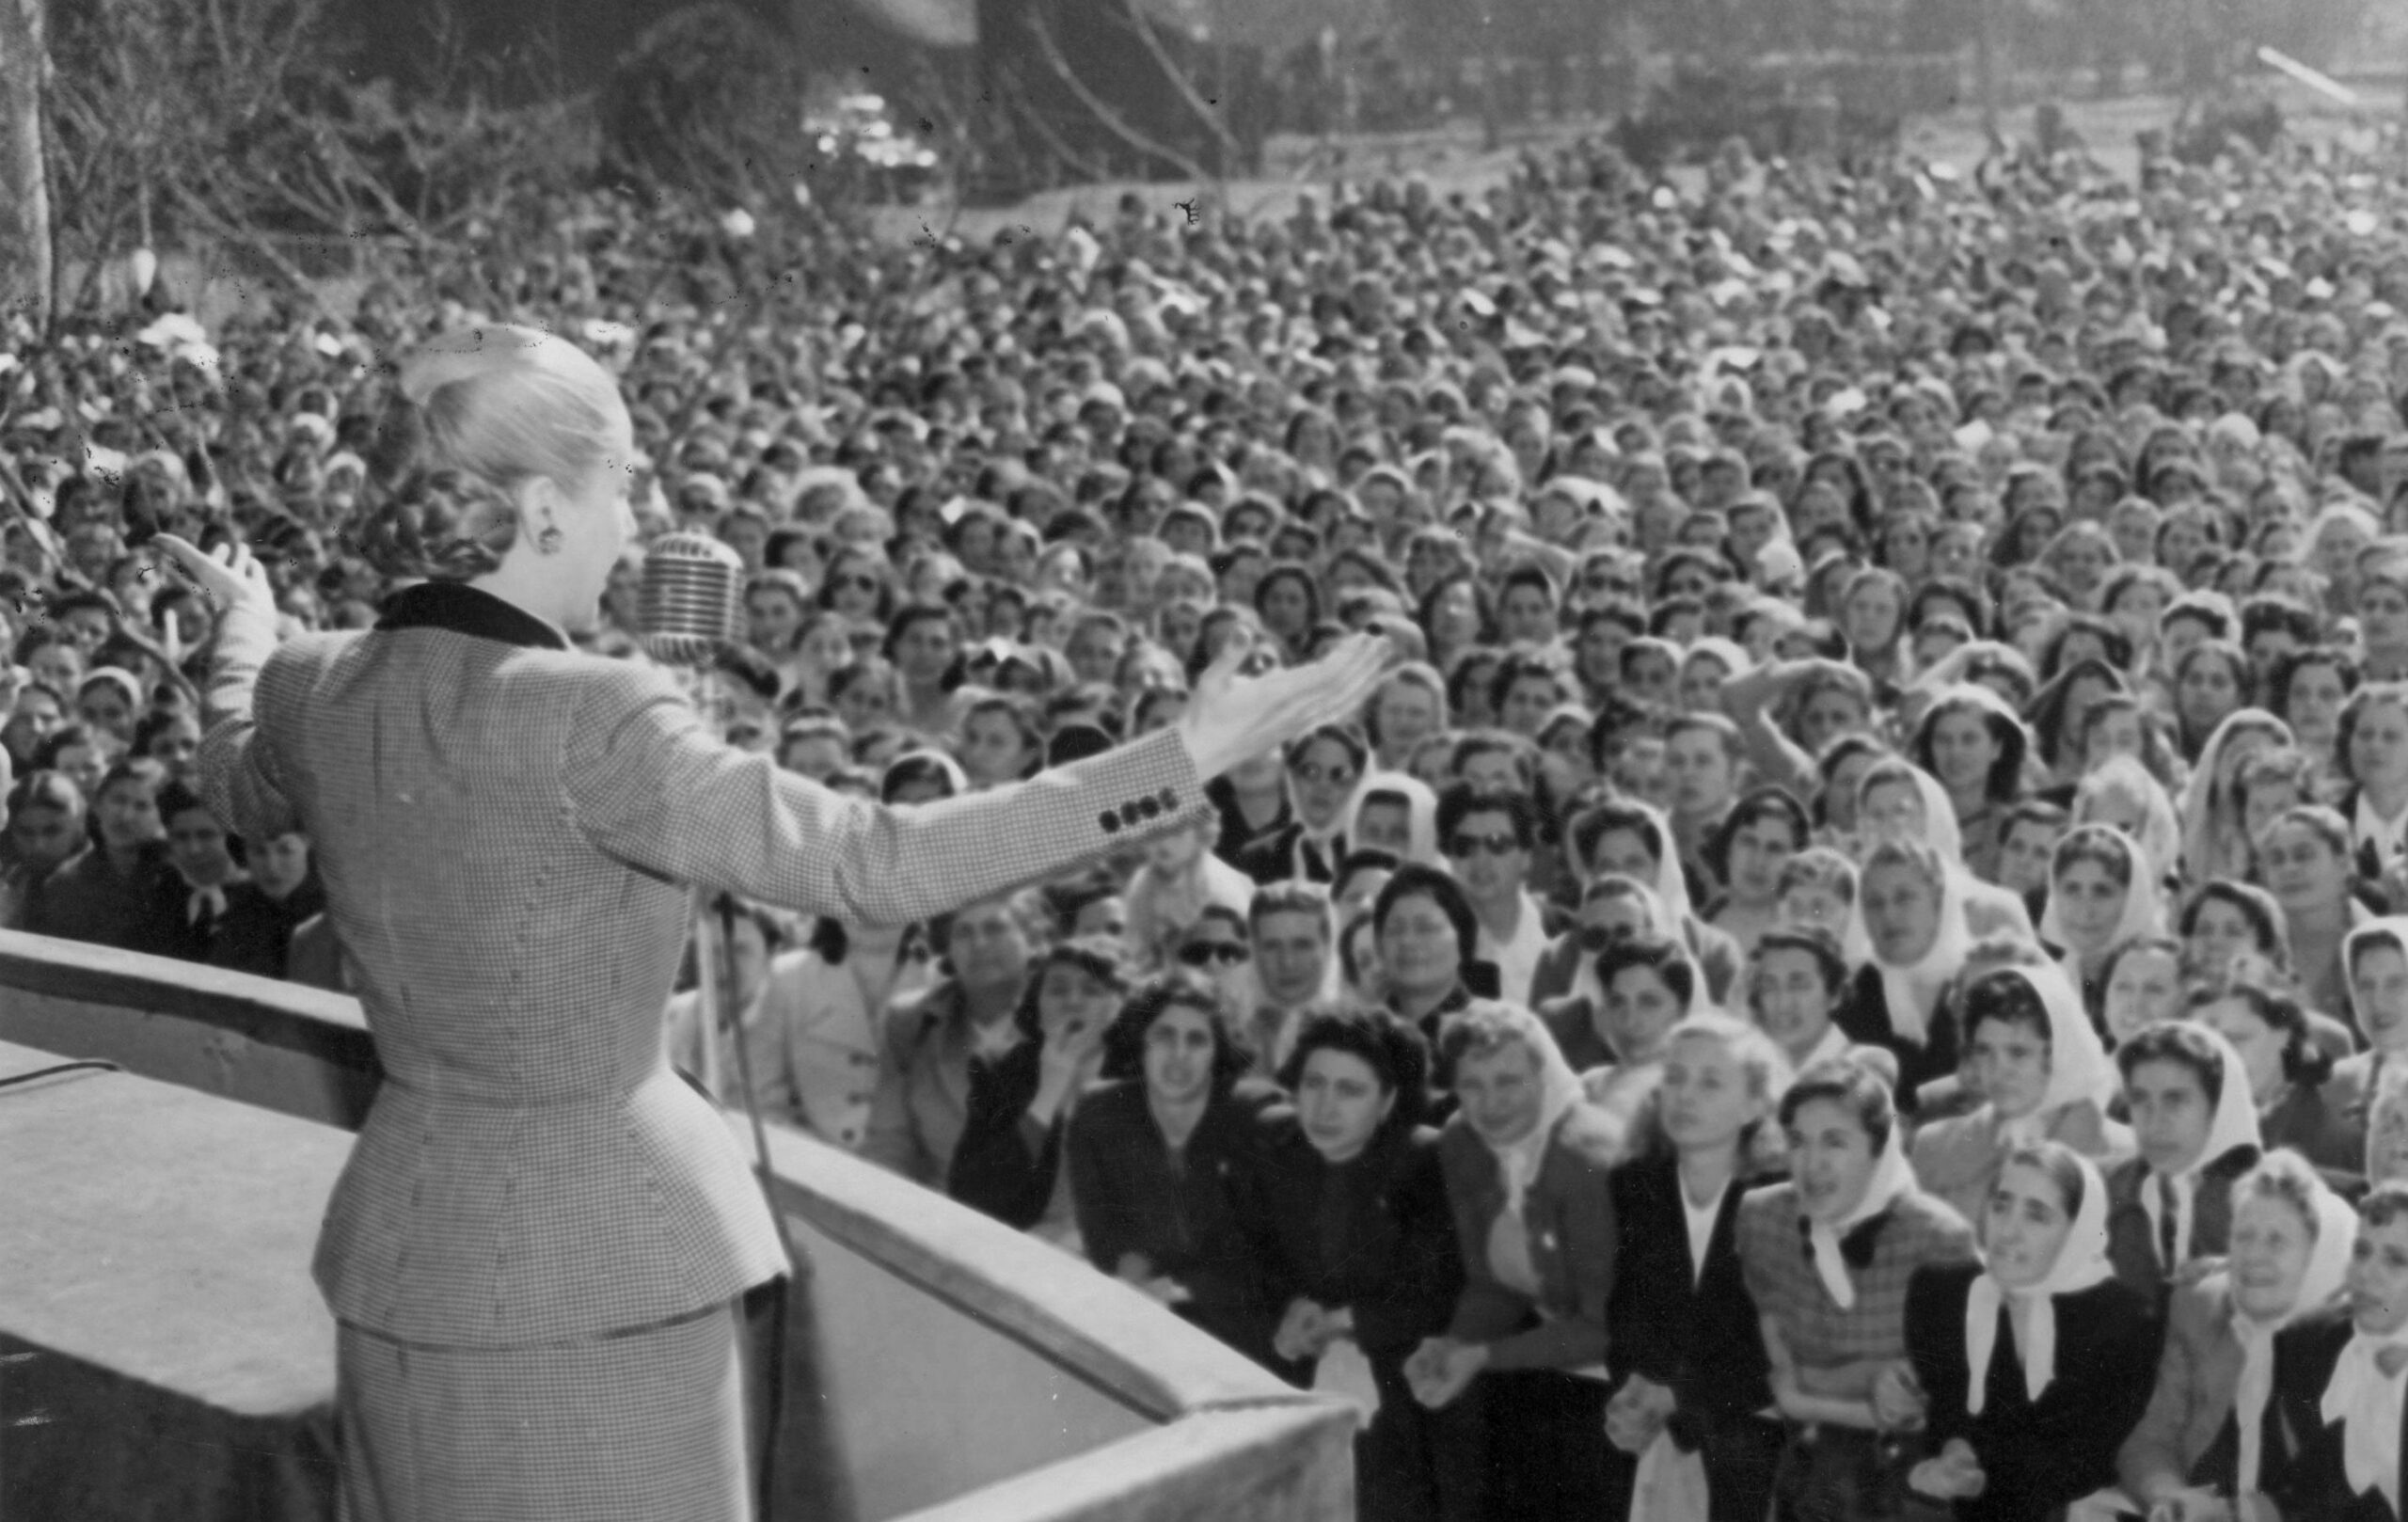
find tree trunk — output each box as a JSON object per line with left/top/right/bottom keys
{"left": 0, "top": 0, "right": 49, "bottom": 333}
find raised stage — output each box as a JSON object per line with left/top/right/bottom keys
{"left": 0, "top": 929, "right": 1355, "bottom": 1522}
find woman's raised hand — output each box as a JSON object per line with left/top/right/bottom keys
{"left": 1177, "top": 630, "right": 1390, "bottom": 781}
{"left": 154, "top": 534, "right": 277, "bottom": 627}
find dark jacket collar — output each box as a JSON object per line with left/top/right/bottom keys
{"left": 376, "top": 582, "right": 568, "bottom": 651}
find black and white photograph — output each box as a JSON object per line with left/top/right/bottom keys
{"left": 8, "top": 0, "right": 2408, "bottom": 1518}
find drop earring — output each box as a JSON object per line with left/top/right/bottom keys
{"left": 537, "top": 527, "right": 564, "bottom": 554}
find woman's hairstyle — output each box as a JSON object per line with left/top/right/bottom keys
{"left": 1777, "top": 1053, "right": 1898, "bottom": 1152}
{"left": 1099, "top": 968, "right": 1252, "bottom": 1085}
{"left": 1775, "top": 845, "right": 1857, "bottom": 903}
{"left": 30, "top": 721, "right": 111, "bottom": 774}
{"left": 2023, "top": 656, "right": 2130, "bottom": 769}
{"left": 2051, "top": 822, "right": 2135, "bottom": 888}
{"left": 1289, "top": 721, "right": 1370, "bottom": 775}
{"left": 2230, "top": 1148, "right": 2333, "bottom": 1237}
{"left": 1278, "top": 1003, "right": 1433, "bottom": 1132}
{"left": 2114, "top": 1019, "right": 2227, "bottom": 1107}
{"left": 4, "top": 768, "right": 82, "bottom": 822}
{"left": 1370, "top": 863, "right": 1481, "bottom": 970}
{"left": 1594, "top": 931, "right": 1696, "bottom": 1010}
{"left": 1252, "top": 561, "right": 1324, "bottom": 632}
{"left": 1012, "top": 933, "right": 1136, "bottom": 1038}
{"left": 881, "top": 601, "right": 958, "bottom": 664}
{"left": 2186, "top": 966, "right": 2336, "bottom": 1087}
{"left": 1663, "top": 1009, "right": 1789, "bottom": 1109}
{"left": 2232, "top": 746, "right": 2320, "bottom": 822}
{"left": 1434, "top": 1000, "right": 1546, "bottom": 1078}
{"left": 1998, "top": 1140, "right": 2089, "bottom": 1218}
{"left": 1748, "top": 925, "right": 1852, "bottom": 1004}
{"left": 1909, "top": 690, "right": 2028, "bottom": 802}
{"left": 2100, "top": 932, "right": 2185, "bottom": 987}
{"left": 1703, "top": 785, "right": 1811, "bottom": 885}
{"left": 957, "top": 692, "right": 1044, "bottom": 780}
{"left": 2358, "top": 1181, "right": 2408, "bottom": 1229}
{"left": 2266, "top": 645, "right": 2359, "bottom": 722}
{"left": 1958, "top": 966, "right": 2054, "bottom": 1047}
{"left": 1487, "top": 649, "right": 1564, "bottom": 715}
{"left": 96, "top": 754, "right": 167, "bottom": 799}
{"left": 2254, "top": 801, "right": 2351, "bottom": 862}
{"left": 1861, "top": 834, "right": 1946, "bottom": 896}
{"left": 1568, "top": 798, "right": 1671, "bottom": 871}
{"left": 2075, "top": 691, "right": 2180, "bottom": 786}
{"left": 1363, "top": 662, "right": 1449, "bottom": 750}
{"left": 1784, "top": 662, "right": 1874, "bottom": 734}
{"left": 359, "top": 326, "right": 625, "bottom": 580}
{"left": 2178, "top": 881, "right": 2289, "bottom": 965}
{"left": 2037, "top": 615, "right": 2134, "bottom": 682}
{"left": 2335, "top": 680, "right": 2408, "bottom": 786}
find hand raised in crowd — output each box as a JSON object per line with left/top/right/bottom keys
{"left": 153, "top": 534, "right": 277, "bottom": 628}
{"left": 1174, "top": 630, "right": 1389, "bottom": 782}
{"left": 1036, "top": 1005, "right": 1107, "bottom": 1086}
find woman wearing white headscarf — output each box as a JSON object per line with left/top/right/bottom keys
{"left": 1412, "top": 1001, "right": 1629, "bottom": 1517}
{"left": 2332, "top": 918, "right": 2408, "bottom": 1128}
{"left": 2042, "top": 823, "right": 2167, "bottom": 1017}
{"left": 1836, "top": 835, "right": 1987, "bottom": 1110}
{"left": 2074, "top": 754, "right": 2186, "bottom": 892}
{"left": 1909, "top": 683, "right": 2034, "bottom": 886}
{"left": 2117, "top": 1149, "right": 2357, "bottom": 1520}
{"left": 1853, "top": 756, "right": 2037, "bottom": 943}
{"left": 1890, "top": 1142, "right": 2159, "bottom": 1520}
{"left": 2103, "top": 1022, "right": 2267, "bottom": 1298}
{"left": 1911, "top": 963, "right": 2135, "bottom": 1228}
{"left": 2178, "top": 709, "right": 2293, "bottom": 885}
{"left": 1736, "top": 1053, "right": 1978, "bottom": 1518}
{"left": 1341, "top": 770, "right": 1441, "bottom": 865}
{"left": 1565, "top": 799, "right": 1746, "bottom": 1007}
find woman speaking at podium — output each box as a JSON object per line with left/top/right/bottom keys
{"left": 159, "top": 324, "right": 1386, "bottom": 1522}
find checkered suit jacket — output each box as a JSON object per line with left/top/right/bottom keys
{"left": 196, "top": 583, "right": 1198, "bottom": 1346}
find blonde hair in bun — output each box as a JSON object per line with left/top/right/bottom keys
{"left": 358, "top": 325, "right": 626, "bottom": 581}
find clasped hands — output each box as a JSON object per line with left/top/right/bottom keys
{"left": 1869, "top": 1362, "right": 1986, "bottom": 1501}
{"left": 1403, "top": 1336, "right": 1489, "bottom": 1409}
{"left": 1603, "top": 1373, "right": 1678, "bottom": 1454}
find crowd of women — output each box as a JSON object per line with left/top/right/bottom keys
{"left": 9, "top": 104, "right": 2408, "bottom": 1520}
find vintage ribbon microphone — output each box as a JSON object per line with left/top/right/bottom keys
{"left": 639, "top": 531, "right": 798, "bottom": 1260}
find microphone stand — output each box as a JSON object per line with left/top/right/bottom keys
{"left": 683, "top": 653, "right": 800, "bottom": 1270}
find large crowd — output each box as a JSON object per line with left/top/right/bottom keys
{"left": 9, "top": 115, "right": 2408, "bottom": 1522}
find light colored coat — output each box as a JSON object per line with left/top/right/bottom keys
{"left": 196, "top": 584, "right": 1198, "bottom": 1347}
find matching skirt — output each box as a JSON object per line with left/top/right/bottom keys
{"left": 336, "top": 1280, "right": 785, "bottom": 1522}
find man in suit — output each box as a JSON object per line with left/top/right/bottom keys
{"left": 2263, "top": 1184, "right": 2408, "bottom": 1522}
